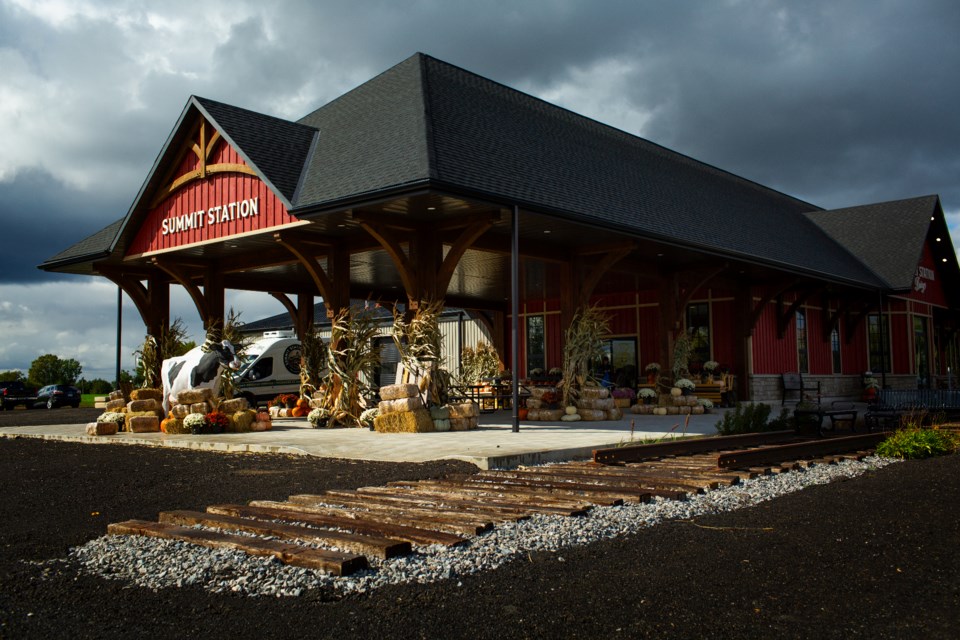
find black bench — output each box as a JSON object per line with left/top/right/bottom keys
{"left": 781, "top": 372, "right": 821, "bottom": 406}
{"left": 794, "top": 401, "right": 858, "bottom": 437}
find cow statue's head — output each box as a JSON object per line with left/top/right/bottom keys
{"left": 202, "top": 337, "right": 242, "bottom": 372}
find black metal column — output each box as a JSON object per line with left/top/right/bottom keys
{"left": 511, "top": 205, "right": 520, "bottom": 432}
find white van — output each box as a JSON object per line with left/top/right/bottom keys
{"left": 234, "top": 331, "right": 304, "bottom": 406}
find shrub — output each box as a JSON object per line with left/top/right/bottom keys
{"left": 875, "top": 427, "right": 960, "bottom": 459}
{"left": 715, "top": 402, "right": 781, "bottom": 435}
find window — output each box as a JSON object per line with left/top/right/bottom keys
{"left": 525, "top": 315, "right": 545, "bottom": 374}
{"left": 685, "top": 303, "right": 710, "bottom": 367}
{"left": 796, "top": 309, "right": 809, "bottom": 373}
{"left": 830, "top": 327, "right": 841, "bottom": 373}
{"left": 868, "top": 313, "right": 890, "bottom": 373}
{"left": 596, "top": 338, "right": 638, "bottom": 388}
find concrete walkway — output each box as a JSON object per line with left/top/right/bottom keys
{"left": 0, "top": 409, "right": 729, "bottom": 469}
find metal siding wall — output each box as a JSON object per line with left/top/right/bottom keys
{"left": 440, "top": 315, "right": 493, "bottom": 378}
{"left": 606, "top": 307, "right": 636, "bottom": 336}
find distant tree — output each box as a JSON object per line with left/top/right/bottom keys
{"left": 86, "top": 378, "right": 114, "bottom": 395}
{"left": 0, "top": 370, "right": 26, "bottom": 382}
{"left": 28, "top": 354, "right": 82, "bottom": 386}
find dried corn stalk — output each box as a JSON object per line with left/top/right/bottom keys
{"left": 211, "top": 309, "right": 253, "bottom": 400}
{"left": 299, "top": 328, "right": 328, "bottom": 397}
{"left": 392, "top": 300, "right": 448, "bottom": 406}
{"left": 560, "top": 305, "right": 611, "bottom": 407}
{"left": 458, "top": 341, "right": 501, "bottom": 386}
{"left": 317, "top": 307, "right": 380, "bottom": 427}
{"left": 134, "top": 317, "right": 189, "bottom": 389}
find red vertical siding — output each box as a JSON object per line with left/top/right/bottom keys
{"left": 843, "top": 321, "right": 868, "bottom": 374}
{"left": 546, "top": 313, "right": 563, "bottom": 370}
{"left": 807, "top": 308, "right": 832, "bottom": 374}
{"left": 752, "top": 301, "right": 798, "bottom": 373}
{"left": 637, "top": 306, "right": 659, "bottom": 369}
{"left": 710, "top": 300, "right": 736, "bottom": 369}
{"left": 890, "top": 313, "right": 910, "bottom": 374}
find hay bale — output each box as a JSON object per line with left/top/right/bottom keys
{"left": 219, "top": 397, "right": 249, "bottom": 414}
{"left": 692, "top": 405, "right": 705, "bottom": 415}
{"left": 560, "top": 414, "right": 581, "bottom": 422}
{"left": 108, "top": 390, "right": 125, "bottom": 401}
{"left": 379, "top": 397, "right": 424, "bottom": 414}
{"left": 86, "top": 422, "right": 117, "bottom": 436}
{"left": 525, "top": 397, "right": 542, "bottom": 409}
{"left": 526, "top": 409, "right": 541, "bottom": 421}
{"left": 190, "top": 402, "right": 211, "bottom": 415}
{"left": 127, "top": 399, "right": 159, "bottom": 413}
{"left": 448, "top": 402, "right": 479, "bottom": 419}
{"left": 529, "top": 386, "right": 558, "bottom": 400}
{"left": 162, "top": 419, "right": 192, "bottom": 435}
{"left": 130, "top": 388, "right": 163, "bottom": 402}
{"left": 127, "top": 409, "right": 162, "bottom": 421}
{"left": 373, "top": 408, "right": 435, "bottom": 433}
{"left": 170, "top": 404, "right": 189, "bottom": 419}
{"left": 538, "top": 409, "right": 564, "bottom": 421}
{"left": 606, "top": 408, "right": 624, "bottom": 420}
{"left": 679, "top": 406, "right": 691, "bottom": 415}
{"left": 379, "top": 383, "right": 419, "bottom": 401}
{"left": 433, "top": 418, "right": 451, "bottom": 432}
{"left": 176, "top": 388, "right": 213, "bottom": 405}
{"left": 105, "top": 399, "right": 126, "bottom": 412}
{"left": 127, "top": 415, "right": 160, "bottom": 433}
{"left": 577, "top": 398, "right": 615, "bottom": 411}
{"left": 449, "top": 416, "right": 479, "bottom": 431}
{"left": 578, "top": 409, "right": 606, "bottom": 421}
{"left": 228, "top": 410, "right": 256, "bottom": 433}
{"left": 666, "top": 406, "right": 680, "bottom": 415}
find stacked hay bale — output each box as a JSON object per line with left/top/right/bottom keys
{"left": 524, "top": 387, "right": 564, "bottom": 421}
{"left": 125, "top": 388, "right": 164, "bottom": 433}
{"left": 576, "top": 386, "right": 622, "bottom": 421}
{"left": 162, "top": 388, "right": 262, "bottom": 433}
{"left": 447, "top": 402, "right": 479, "bottom": 431}
{"left": 218, "top": 397, "right": 260, "bottom": 433}
{"left": 646, "top": 390, "right": 705, "bottom": 416}
{"left": 165, "top": 387, "right": 215, "bottom": 433}
{"left": 374, "top": 383, "right": 434, "bottom": 433}
{"left": 102, "top": 390, "right": 127, "bottom": 430}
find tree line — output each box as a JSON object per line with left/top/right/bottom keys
{"left": 0, "top": 354, "right": 138, "bottom": 394}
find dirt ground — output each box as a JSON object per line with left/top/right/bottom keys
{"left": 0, "top": 409, "right": 958, "bottom": 639}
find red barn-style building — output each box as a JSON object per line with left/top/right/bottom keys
{"left": 40, "top": 53, "right": 960, "bottom": 403}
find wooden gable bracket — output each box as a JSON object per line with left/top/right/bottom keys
{"left": 435, "top": 217, "right": 496, "bottom": 296}
{"left": 150, "top": 257, "right": 212, "bottom": 328}
{"left": 97, "top": 265, "right": 155, "bottom": 333}
{"left": 746, "top": 279, "right": 797, "bottom": 338}
{"left": 356, "top": 220, "right": 417, "bottom": 306}
{"left": 776, "top": 286, "right": 823, "bottom": 339}
{"left": 822, "top": 295, "right": 851, "bottom": 341}
{"left": 268, "top": 291, "right": 315, "bottom": 338}
{"left": 677, "top": 264, "right": 729, "bottom": 316}
{"left": 273, "top": 232, "right": 345, "bottom": 318}
{"left": 575, "top": 241, "right": 636, "bottom": 306}
{"left": 149, "top": 116, "right": 256, "bottom": 209}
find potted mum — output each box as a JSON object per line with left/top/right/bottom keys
{"left": 638, "top": 387, "right": 657, "bottom": 404}
{"left": 675, "top": 377, "right": 696, "bottom": 396}
{"left": 644, "top": 362, "right": 661, "bottom": 384}
{"left": 612, "top": 387, "right": 636, "bottom": 408}
{"left": 703, "top": 360, "right": 720, "bottom": 381}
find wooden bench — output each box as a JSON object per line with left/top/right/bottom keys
{"left": 781, "top": 372, "right": 821, "bottom": 405}
{"left": 794, "top": 401, "right": 858, "bottom": 437}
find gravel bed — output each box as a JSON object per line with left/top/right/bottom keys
{"left": 65, "top": 456, "right": 898, "bottom": 599}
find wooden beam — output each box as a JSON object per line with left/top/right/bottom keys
{"left": 150, "top": 257, "right": 210, "bottom": 326}
{"left": 579, "top": 242, "right": 635, "bottom": 304}
{"left": 436, "top": 218, "right": 495, "bottom": 295}
{"left": 357, "top": 221, "right": 416, "bottom": 300}
{"left": 747, "top": 279, "right": 796, "bottom": 337}
{"left": 776, "top": 286, "right": 823, "bottom": 339}
{"left": 273, "top": 231, "right": 334, "bottom": 303}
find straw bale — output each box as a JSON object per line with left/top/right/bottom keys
{"left": 108, "top": 390, "right": 125, "bottom": 401}
{"left": 526, "top": 409, "right": 541, "bottom": 421}
{"left": 219, "top": 397, "right": 249, "bottom": 414}
{"left": 578, "top": 409, "right": 606, "bottom": 421}
{"left": 127, "top": 410, "right": 162, "bottom": 421}
{"left": 528, "top": 386, "right": 558, "bottom": 400}
{"left": 177, "top": 388, "right": 213, "bottom": 405}
{"left": 374, "top": 408, "right": 435, "bottom": 433}
{"left": 228, "top": 410, "right": 256, "bottom": 433}
{"left": 127, "top": 399, "right": 158, "bottom": 413}
{"left": 130, "top": 388, "right": 163, "bottom": 402}
{"left": 309, "top": 397, "right": 325, "bottom": 409}
{"left": 692, "top": 405, "right": 705, "bottom": 415}
{"left": 163, "top": 419, "right": 192, "bottom": 435}
{"left": 579, "top": 386, "right": 610, "bottom": 400}
{"left": 666, "top": 406, "right": 680, "bottom": 415}
{"left": 449, "top": 417, "right": 479, "bottom": 431}
{"left": 538, "top": 409, "right": 564, "bottom": 421}
{"left": 379, "top": 383, "right": 420, "bottom": 401}
{"left": 105, "top": 399, "right": 126, "bottom": 412}
{"left": 127, "top": 415, "right": 160, "bottom": 433}
{"left": 190, "top": 402, "right": 211, "bottom": 415}
{"left": 85, "top": 422, "right": 117, "bottom": 436}
{"left": 170, "top": 404, "right": 189, "bottom": 419}
{"left": 605, "top": 408, "right": 624, "bottom": 420}
{"left": 577, "top": 398, "right": 615, "bottom": 411}
{"left": 525, "top": 397, "right": 542, "bottom": 409}
{"left": 447, "top": 402, "right": 479, "bottom": 419}
{"left": 379, "top": 397, "right": 423, "bottom": 414}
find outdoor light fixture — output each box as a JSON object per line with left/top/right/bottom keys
{"left": 543, "top": 229, "right": 551, "bottom": 234}
{"left": 427, "top": 206, "right": 436, "bottom": 211}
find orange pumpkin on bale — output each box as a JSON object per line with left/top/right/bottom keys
{"left": 160, "top": 417, "right": 176, "bottom": 433}
{"left": 291, "top": 397, "right": 310, "bottom": 418}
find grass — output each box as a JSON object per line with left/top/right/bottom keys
{"left": 80, "top": 394, "right": 99, "bottom": 408}
{"left": 875, "top": 426, "right": 960, "bottom": 459}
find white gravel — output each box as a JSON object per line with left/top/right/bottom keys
{"left": 66, "top": 456, "right": 898, "bottom": 598}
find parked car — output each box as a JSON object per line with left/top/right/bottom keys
{"left": 35, "top": 384, "right": 81, "bottom": 409}
{"left": 0, "top": 381, "right": 38, "bottom": 410}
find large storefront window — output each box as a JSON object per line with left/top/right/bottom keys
{"left": 914, "top": 316, "right": 930, "bottom": 388}
{"left": 525, "top": 315, "right": 545, "bottom": 374}
{"left": 796, "top": 309, "right": 809, "bottom": 373}
{"left": 868, "top": 313, "right": 890, "bottom": 373}
{"left": 685, "top": 303, "right": 710, "bottom": 368}
{"left": 596, "top": 338, "right": 638, "bottom": 388}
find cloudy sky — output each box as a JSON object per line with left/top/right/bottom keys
{"left": 1, "top": 0, "right": 959, "bottom": 382}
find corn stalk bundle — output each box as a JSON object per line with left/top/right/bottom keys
{"left": 298, "top": 328, "right": 328, "bottom": 397}
{"left": 560, "top": 305, "right": 611, "bottom": 407}
{"left": 320, "top": 307, "right": 381, "bottom": 427}
{"left": 134, "top": 317, "right": 189, "bottom": 390}
{"left": 391, "top": 300, "right": 447, "bottom": 406}
{"left": 457, "top": 341, "right": 501, "bottom": 386}
{"left": 212, "top": 309, "right": 253, "bottom": 400}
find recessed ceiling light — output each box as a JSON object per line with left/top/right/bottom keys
{"left": 931, "top": 216, "right": 936, "bottom": 221}
{"left": 543, "top": 230, "right": 551, "bottom": 234}
{"left": 427, "top": 206, "right": 436, "bottom": 211}
{"left": 936, "top": 237, "right": 942, "bottom": 242}
{"left": 943, "top": 258, "right": 948, "bottom": 263}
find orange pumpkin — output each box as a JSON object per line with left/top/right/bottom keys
{"left": 518, "top": 407, "right": 528, "bottom": 420}
{"left": 160, "top": 417, "right": 175, "bottom": 433}
{"left": 291, "top": 405, "right": 309, "bottom": 417}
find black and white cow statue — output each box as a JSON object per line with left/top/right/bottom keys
{"left": 161, "top": 338, "right": 241, "bottom": 412}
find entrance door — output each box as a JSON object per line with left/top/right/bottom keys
{"left": 596, "top": 338, "right": 638, "bottom": 388}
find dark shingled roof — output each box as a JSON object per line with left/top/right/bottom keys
{"left": 194, "top": 97, "right": 317, "bottom": 206}
{"left": 290, "top": 53, "right": 884, "bottom": 287}
{"left": 37, "top": 217, "right": 123, "bottom": 271}
{"left": 805, "top": 195, "right": 940, "bottom": 290}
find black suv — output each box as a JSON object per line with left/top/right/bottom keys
{"left": 35, "top": 385, "right": 81, "bottom": 409}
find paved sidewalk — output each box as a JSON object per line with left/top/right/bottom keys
{"left": 0, "top": 410, "right": 726, "bottom": 469}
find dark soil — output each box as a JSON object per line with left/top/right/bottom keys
{"left": 1, "top": 410, "right": 958, "bottom": 639}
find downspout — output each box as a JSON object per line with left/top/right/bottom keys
{"left": 878, "top": 290, "right": 887, "bottom": 389}
{"left": 511, "top": 205, "right": 520, "bottom": 433}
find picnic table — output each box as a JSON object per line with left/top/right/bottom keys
{"left": 794, "top": 401, "right": 858, "bottom": 437}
